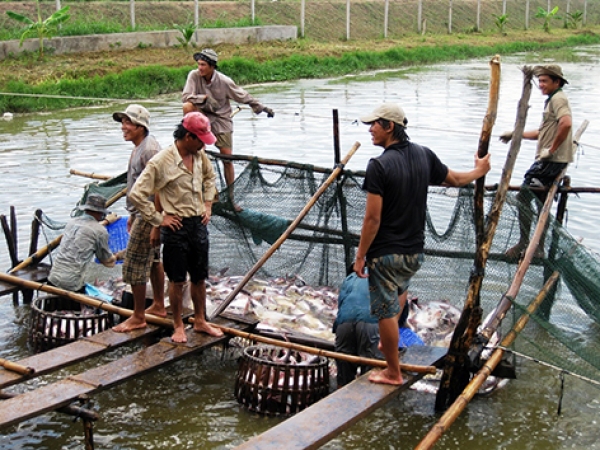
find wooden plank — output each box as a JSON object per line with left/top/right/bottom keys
{"left": 235, "top": 346, "right": 446, "bottom": 450}
{"left": 0, "top": 325, "right": 162, "bottom": 390}
{"left": 0, "top": 316, "right": 255, "bottom": 429}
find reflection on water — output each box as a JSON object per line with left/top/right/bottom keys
{"left": 1, "top": 47, "right": 600, "bottom": 449}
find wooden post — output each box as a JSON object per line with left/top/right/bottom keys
{"left": 1, "top": 214, "right": 19, "bottom": 268}
{"left": 435, "top": 55, "right": 502, "bottom": 412}
{"left": 448, "top": 0, "right": 453, "bottom": 34}
{"left": 29, "top": 209, "right": 42, "bottom": 257}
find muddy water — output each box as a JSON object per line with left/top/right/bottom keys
{"left": 1, "top": 48, "right": 600, "bottom": 449}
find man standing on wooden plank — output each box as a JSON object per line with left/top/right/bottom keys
{"left": 182, "top": 48, "right": 274, "bottom": 209}
{"left": 130, "top": 112, "right": 224, "bottom": 343}
{"left": 112, "top": 104, "right": 166, "bottom": 333}
{"left": 48, "top": 195, "right": 118, "bottom": 293}
{"left": 354, "top": 103, "right": 491, "bottom": 385}
{"left": 500, "top": 64, "right": 573, "bottom": 259}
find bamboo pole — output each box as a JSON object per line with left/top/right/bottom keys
{"left": 209, "top": 142, "right": 361, "bottom": 320}
{"left": 0, "top": 357, "right": 34, "bottom": 376}
{"left": 435, "top": 55, "right": 502, "bottom": 411}
{"left": 416, "top": 270, "right": 561, "bottom": 449}
{"left": 8, "top": 188, "right": 127, "bottom": 274}
{"left": 69, "top": 169, "right": 112, "bottom": 180}
{"left": 195, "top": 321, "right": 436, "bottom": 374}
{"left": 0, "top": 272, "right": 173, "bottom": 328}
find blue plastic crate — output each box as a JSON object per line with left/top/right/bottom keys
{"left": 399, "top": 327, "right": 424, "bottom": 348}
{"left": 95, "top": 216, "right": 128, "bottom": 264}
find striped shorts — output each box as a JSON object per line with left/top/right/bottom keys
{"left": 122, "top": 216, "right": 159, "bottom": 286}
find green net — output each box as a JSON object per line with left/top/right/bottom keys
{"left": 38, "top": 153, "right": 600, "bottom": 384}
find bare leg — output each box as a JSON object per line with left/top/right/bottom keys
{"left": 170, "top": 281, "right": 187, "bottom": 343}
{"left": 190, "top": 280, "right": 223, "bottom": 337}
{"left": 112, "top": 283, "right": 148, "bottom": 332}
{"left": 369, "top": 314, "right": 404, "bottom": 385}
{"left": 145, "top": 261, "right": 167, "bottom": 317}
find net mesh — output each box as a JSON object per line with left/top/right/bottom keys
{"left": 37, "top": 154, "right": 600, "bottom": 384}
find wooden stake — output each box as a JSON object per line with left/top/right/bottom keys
{"left": 69, "top": 169, "right": 112, "bottom": 180}
{"left": 209, "top": 142, "right": 361, "bottom": 320}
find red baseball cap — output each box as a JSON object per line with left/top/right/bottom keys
{"left": 182, "top": 112, "right": 217, "bottom": 145}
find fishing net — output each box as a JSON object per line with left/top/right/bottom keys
{"left": 35, "top": 153, "right": 600, "bottom": 384}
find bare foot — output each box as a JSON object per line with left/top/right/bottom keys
{"left": 193, "top": 321, "right": 224, "bottom": 337}
{"left": 171, "top": 327, "right": 188, "bottom": 343}
{"left": 368, "top": 369, "right": 404, "bottom": 386}
{"left": 145, "top": 303, "right": 167, "bottom": 318}
{"left": 112, "top": 316, "right": 147, "bottom": 333}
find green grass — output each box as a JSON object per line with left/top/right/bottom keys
{"left": 2, "top": 31, "right": 600, "bottom": 113}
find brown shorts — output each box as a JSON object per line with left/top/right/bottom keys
{"left": 122, "top": 216, "right": 159, "bottom": 286}
{"left": 215, "top": 132, "right": 233, "bottom": 151}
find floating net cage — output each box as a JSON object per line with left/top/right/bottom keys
{"left": 29, "top": 295, "right": 114, "bottom": 352}
{"left": 36, "top": 153, "right": 600, "bottom": 385}
{"left": 234, "top": 345, "right": 329, "bottom": 415}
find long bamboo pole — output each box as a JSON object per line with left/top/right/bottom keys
{"left": 209, "top": 142, "right": 361, "bottom": 320}
{"left": 416, "top": 270, "right": 561, "bottom": 449}
{"left": 0, "top": 357, "right": 34, "bottom": 376}
{"left": 0, "top": 272, "right": 173, "bottom": 328}
{"left": 8, "top": 188, "right": 127, "bottom": 274}
{"left": 193, "top": 320, "right": 436, "bottom": 374}
{"left": 436, "top": 55, "right": 501, "bottom": 411}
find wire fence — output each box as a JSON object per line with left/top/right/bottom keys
{"left": 1, "top": 0, "right": 599, "bottom": 42}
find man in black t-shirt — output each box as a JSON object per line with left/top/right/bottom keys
{"left": 354, "top": 103, "right": 491, "bottom": 385}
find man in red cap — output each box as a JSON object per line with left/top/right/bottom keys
{"left": 130, "top": 111, "right": 224, "bottom": 342}
{"left": 500, "top": 64, "right": 573, "bottom": 259}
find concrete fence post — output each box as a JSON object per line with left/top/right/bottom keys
{"left": 584, "top": 0, "right": 588, "bottom": 25}
{"left": 251, "top": 0, "right": 256, "bottom": 24}
{"left": 417, "top": 0, "right": 423, "bottom": 33}
{"left": 384, "top": 0, "right": 389, "bottom": 38}
{"left": 301, "top": 0, "right": 305, "bottom": 38}
{"left": 346, "top": 0, "right": 351, "bottom": 40}
{"left": 502, "top": 0, "right": 506, "bottom": 15}
{"left": 194, "top": 0, "right": 199, "bottom": 26}
{"left": 476, "top": 0, "right": 481, "bottom": 30}
{"left": 448, "top": 0, "right": 453, "bottom": 34}
{"left": 525, "top": 0, "right": 530, "bottom": 29}
{"left": 130, "top": 0, "right": 136, "bottom": 29}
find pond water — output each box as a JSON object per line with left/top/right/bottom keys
{"left": 1, "top": 47, "right": 600, "bottom": 449}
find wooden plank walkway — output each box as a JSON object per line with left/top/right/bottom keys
{"left": 235, "top": 346, "right": 446, "bottom": 450}
{"left": 0, "top": 314, "right": 256, "bottom": 429}
{"left": 0, "top": 324, "right": 162, "bottom": 390}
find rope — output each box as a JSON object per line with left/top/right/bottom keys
{"left": 499, "top": 346, "right": 600, "bottom": 387}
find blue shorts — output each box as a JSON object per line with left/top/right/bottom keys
{"left": 161, "top": 217, "right": 208, "bottom": 284}
{"left": 367, "top": 253, "right": 423, "bottom": 320}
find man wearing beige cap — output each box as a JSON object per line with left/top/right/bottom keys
{"left": 130, "top": 111, "right": 223, "bottom": 343}
{"left": 354, "top": 103, "right": 491, "bottom": 385}
{"left": 182, "top": 48, "right": 274, "bottom": 208}
{"left": 499, "top": 64, "right": 573, "bottom": 259}
{"left": 112, "top": 104, "right": 166, "bottom": 333}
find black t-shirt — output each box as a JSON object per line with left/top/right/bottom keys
{"left": 362, "top": 141, "right": 448, "bottom": 258}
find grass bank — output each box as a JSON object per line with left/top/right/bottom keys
{"left": 1, "top": 28, "right": 600, "bottom": 113}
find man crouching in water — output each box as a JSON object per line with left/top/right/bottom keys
{"left": 130, "top": 111, "right": 224, "bottom": 342}
{"left": 354, "top": 103, "right": 491, "bottom": 385}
